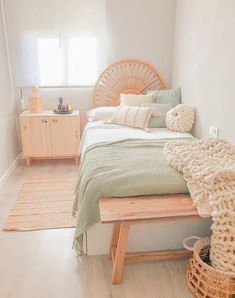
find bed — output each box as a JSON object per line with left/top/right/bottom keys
{"left": 73, "top": 59, "right": 211, "bottom": 255}
{"left": 79, "top": 121, "right": 193, "bottom": 160}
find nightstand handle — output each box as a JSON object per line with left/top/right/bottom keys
{"left": 41, "top": 119, "right": 48, "bottom": 124}
{"left": 52, "top": 119, "right": 58, "bottom": 123}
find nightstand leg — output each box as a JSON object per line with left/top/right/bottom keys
{"left": 75, "top": 156, "right": 79, "bottom": 165}
{"left": 26, "top": 158, "right": 31, "bottom": 167}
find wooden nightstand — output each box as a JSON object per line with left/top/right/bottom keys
{"left": 20, "top": 110, "right": 80, "bottom": 166}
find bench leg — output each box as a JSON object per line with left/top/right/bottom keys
{"left": 109, "top": 223, "right": 121, "bottom": 258}
{"left": 112, "top": 223, "right": 130, "bottom": 285}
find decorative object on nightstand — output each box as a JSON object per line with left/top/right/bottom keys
{"left": 28, "top": 85, "right": 43, "bottom": 113}
{"left": 19, "top": 110, "right": 80, "bottom": 166}
{"left": 53, "top": 97, "right": 73, "bottom": 114}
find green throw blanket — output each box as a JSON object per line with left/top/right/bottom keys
{"left": 73, "top": 139, "right": 189, "bottom": 253}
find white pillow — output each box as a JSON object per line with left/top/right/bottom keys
{"left": 109, "top": 106, "right": 153, "bottom": 131}
{"left": 86, "top": 107, "right": 117, "bottom": 122}
{"left": 120, "top": 94, "right": 153, "bottom": 107}
{"left": 166, "top": 104, "right": 195, "bottom": 132}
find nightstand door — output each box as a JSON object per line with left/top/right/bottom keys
{"left": 50, "top": 116, "right": 80, "bottom": 156}
{"left": 28, "top": 116, "right": 51, "bottom": 157}
{"left": 20, "top": 117, "right": 31, "bottom": 157}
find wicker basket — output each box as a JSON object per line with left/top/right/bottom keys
{"left": 183, "top": 237, "right": 235, "bottom": 298}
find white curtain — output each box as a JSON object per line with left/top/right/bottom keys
{"left": 4, "top": 0, "right": 107, "bottom": 86}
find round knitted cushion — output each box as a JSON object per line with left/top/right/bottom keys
{"left": 166, "top": 104, "right": 195, "bottom": 132}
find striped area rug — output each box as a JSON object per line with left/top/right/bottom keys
{"left": 3, "top": 174, "right": 77, "bottom": 231}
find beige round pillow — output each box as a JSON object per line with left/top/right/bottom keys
{"left": 166, "top": 104, "right": 195, "bottom": 132}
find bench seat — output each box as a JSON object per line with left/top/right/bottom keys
{"left": 99, "top": 194, "right": 205, "bottom": 284}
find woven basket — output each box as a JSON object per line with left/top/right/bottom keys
{"left": 183, "top": 237, "right": 235, "bottom": 298}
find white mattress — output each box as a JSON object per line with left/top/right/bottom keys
{"left": 80, "top": 121, "right": 193, "bottom": 159}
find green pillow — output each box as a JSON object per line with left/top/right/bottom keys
{"left": 142, "top": 103, "right": 172, "bottom": 128}
{"left": 148, "top": 88, "right": 181, "bottom": 107}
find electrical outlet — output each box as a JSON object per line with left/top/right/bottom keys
{"left": 209, "top": 125, "right": 219, "bottom": 137}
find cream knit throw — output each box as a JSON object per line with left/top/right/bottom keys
{"left": 164, "top": 138, "right": 235, "bottom": 273}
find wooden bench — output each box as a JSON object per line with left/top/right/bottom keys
{"left": 99, "top": 194, "right": 204, "bottom": 285}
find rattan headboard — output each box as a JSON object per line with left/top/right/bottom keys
{"left": 91, "top": 59, "right": 167, "bottom": 107}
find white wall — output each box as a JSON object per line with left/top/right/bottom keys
{"left": 106, "top": 0, "right": 176, "bottom": 84}
{"left": 172, "top": 0, "right": 235, "bottom": 143}
{"left": 0, "top": 4, "right": 20, "bottom": 180}
{"left": 18, "top": 0, "right": 176, "bottom": 133}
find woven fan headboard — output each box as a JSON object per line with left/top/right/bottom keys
{"left": 91, "top": 59, "right": 167, "bottom": 107}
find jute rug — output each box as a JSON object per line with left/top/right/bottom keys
{"left": 3, "top": 173, "right": 77, "bottom": 231}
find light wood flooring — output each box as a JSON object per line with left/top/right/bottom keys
{"left": 0, "top": 159, "right": 194, "bottom": 298}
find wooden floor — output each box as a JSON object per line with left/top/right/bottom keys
{"left": 0, "top": 159, "right": 194, "bottom": 298}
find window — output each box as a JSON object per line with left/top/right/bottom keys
{"left": 4, "top": 0, "right": 106, "bottom": 87}
{"left": 38, "top": 38, "right": 63, "bottom": 86}
{"left": 38, "top": 37, "right": 97, "bottom": 86}
{"left": 68, "top": 37, "right": 97, "bottom": 86}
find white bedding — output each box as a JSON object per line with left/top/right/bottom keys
{"left": 80, "top": 121, "right": 193, "bottom": 160}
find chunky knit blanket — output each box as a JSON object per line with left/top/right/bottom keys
{"left": 164, "top": 138, "right": 235, "bottom": 273}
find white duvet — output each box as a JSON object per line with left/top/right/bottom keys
{"left": 80, "top": 121, "right": 193, "bottom": 160}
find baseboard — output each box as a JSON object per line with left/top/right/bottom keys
{"left": 0, "top": 153, "right": 22, "bottom": 188}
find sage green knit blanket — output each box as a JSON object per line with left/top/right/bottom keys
{"left": 73, "top": 139, "right": 189, "bottom": 253}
